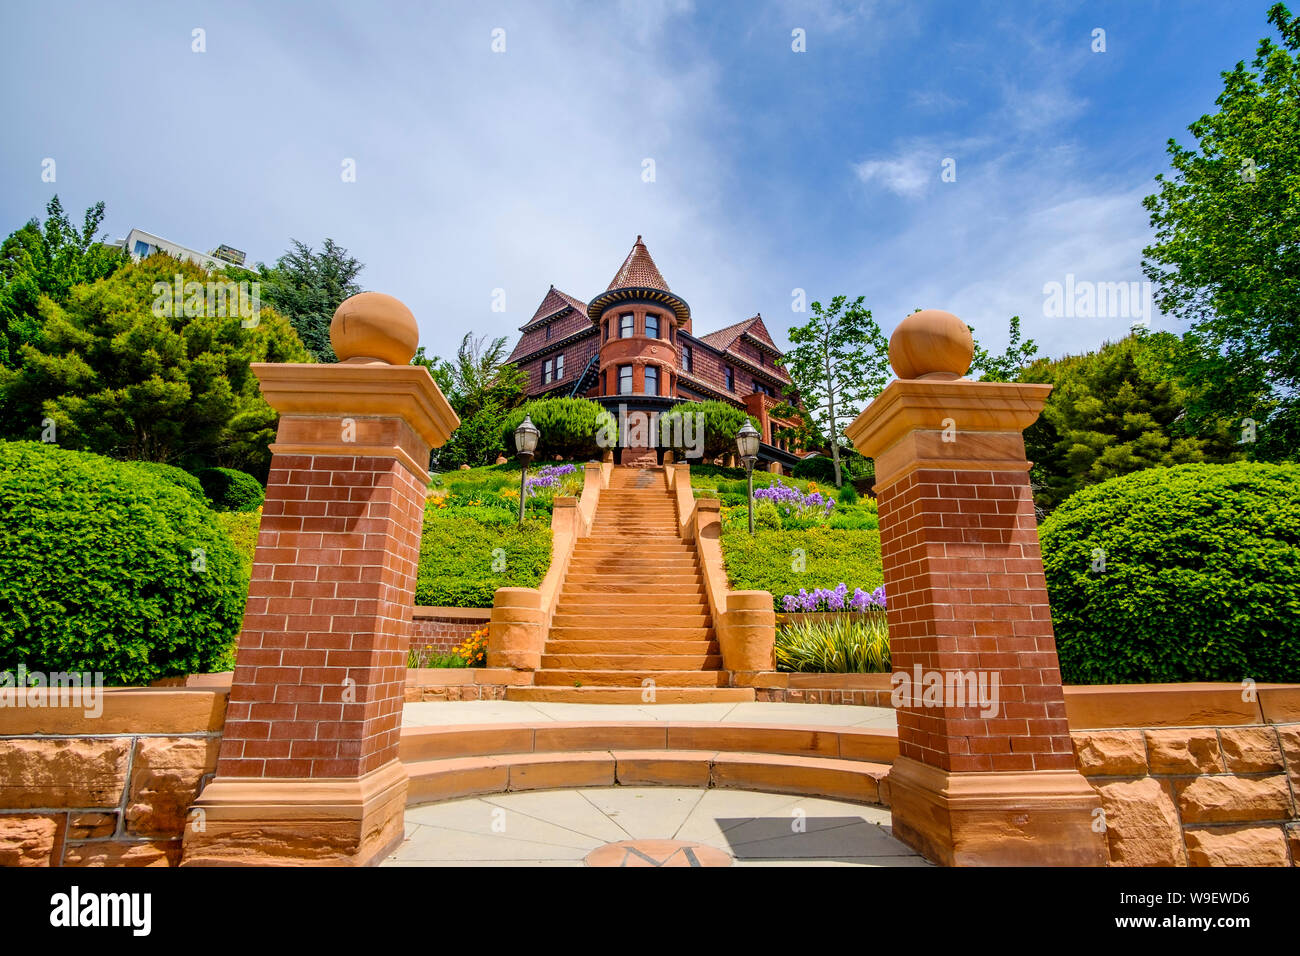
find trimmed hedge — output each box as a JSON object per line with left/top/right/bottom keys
{"left": 0, "top": 441, "right": 245, "bottom": 684}
{"left": 196, "top": 466, "right": 264, "bottom": 512}
{"left": 719, "top": 526, "right": 884, "bottom": 610}
{"left": 1040, "top": 462, "right": 1300, "bottom": 684}
{"left": 501, "top": 398, "right": 614, "bottom": 461}
{"left": 663, "top": 400, "right": 758, "bottom": 460}
{"left": 415, "top": 510, "right": 552, "bottom": 608}
{"left": 129, "top": 462, "right": 208, "bottom": 504}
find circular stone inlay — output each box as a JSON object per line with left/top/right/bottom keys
{"left": 584, "top": 839, "right": 733, "bottom": 867}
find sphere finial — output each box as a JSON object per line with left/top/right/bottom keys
{"left": 330, "top": 292, "right": 419, "bottom": 365}
{"left": 888, "top": 309, "right": 974, "bottom": 380}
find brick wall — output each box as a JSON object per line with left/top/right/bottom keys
{"left": 1074, "top": 723, "right": 1300, "bottom": 866}
{"left": 410, "top": 606, "right": 491, "bottom": 655}
{"left": 876, "top": 466, "right": 1074, "bottom": 774}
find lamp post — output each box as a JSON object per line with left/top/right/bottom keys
{"left": 736, "top": 420, "right": 760, "bottom": 534}
{"left": 514, "top": 414, "right": 540, "bottom": 523}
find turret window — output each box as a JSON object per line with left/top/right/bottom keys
{"left": 620, "top": 313, "right": 634, "bottom": 338}
{"left": 618, "top": 365, "right": 633, "bottom": 395}
{"left": 645, "top": 313, "right": 659, "bottom": 339}
{"left": 645, "top": 365, "right": 659, "bottom": 396}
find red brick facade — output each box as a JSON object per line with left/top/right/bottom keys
{"left": 876, "top": 466, "right": 1074, "bottom": 773}
{"left": 506, "top": 237, "right": 801, "bottom": 452}
{"left": 217, "top": 451, "right": 426, "bottom": 780}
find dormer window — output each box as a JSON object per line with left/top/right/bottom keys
{"left": 545, "top": 324, "right": 552, "bottom": 341}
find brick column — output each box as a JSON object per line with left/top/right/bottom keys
{"left": 182, "top": 293, "right": 457, "bottom": 866}
{"left": 846, "top": 309, "right": 1106, "bottom": 866}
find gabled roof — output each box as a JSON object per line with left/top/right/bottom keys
{"left": 697, "top": 313, "right": 776, "bottom": 352}
{"left": 522, "top": 285, "right": 589, "bottom": 329}
{"left": 606, "top": 236, "right": 670, "bottom": 292}
{"left": 508, "top": 286, "right": 593, "bottom": 363}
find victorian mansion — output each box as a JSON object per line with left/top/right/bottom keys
{"left": 506, "top": 237, "right": 802, "bottom": 470}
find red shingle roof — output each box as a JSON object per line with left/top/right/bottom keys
{"left": 697, "top": 314, "right": 761, "bottom": 352}
{"left": 606, "top": 236, "right": 670, "bottom": 292}
{"left": 525, "top": 285, "right": 589, "bottom": 327}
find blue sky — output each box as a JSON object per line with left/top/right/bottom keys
{"left": 0, "top": 0, "right": 1279, "bottom": 362}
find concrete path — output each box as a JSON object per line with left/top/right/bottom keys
{"left": 385, "top": 787, "right": 926, "bottom": 867}
{"left": 403, "top": 699, "right": 898, "bottom": 729}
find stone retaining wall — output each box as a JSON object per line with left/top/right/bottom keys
{"left": 1073, "top": 723, "right": 1300, "bottom": 866}
{"left": 0, "top": 689, "right": 225, "bottom": 867}
{"left": 411, "top": 606, "right": 490, "bottom": 654}
{"left": 403, "top": 667, "right": 532, "bottom": 701}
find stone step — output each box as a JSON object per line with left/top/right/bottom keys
{"left": 555, "top": 598, "right": 709, "bottom": 613}
{"left": 566, "top": 561, "right": 699, "bottom": 574}
{"left": 550, "top": 612, "right": 712, "bottom": 629}
{"left": 404, "top": 749, "right": 888, "bottom": 804}
{"left": 400, "top": 721, "right": 898, "bottom": 764}
{"left": 563, "top": 573, "right": 704, "bottom": 587}
{"left": 540, "top": 653, "right": 723, "bottom": 670}
{"left": 545, "top": 638, "right": 719, "bottom": 655}
{"left": 573, "top": 543, "right": 692, "bottom": 553}
{"left": 556, "top": 581, "right": 706, "bottom": 595}
{"left": 549, "top": 626, "right": 715, "bottom": 641}
{"left": 534, "top": 669, "right": 732, "bottom": 687}
{"left": 505, "top": 686, "right": 755, "bottom": 704}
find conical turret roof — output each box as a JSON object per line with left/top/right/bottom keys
{"left": 606, "top": 235, "right": 670, "bottom": 292}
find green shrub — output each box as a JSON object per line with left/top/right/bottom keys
{"left": 0, "top": 441, "right": 244, "bottom": 684}
{"left": 407, "top": 646, "right": 468, "bottom": 668}
{"left": 501, "top": 398, "right": 614, "bottom": 460}
{"left": 196, "top": 467, "right": 264, "bottom": 512}
{"left": 837, "top": 483, "right": 859, "bottom": 505}
{"left": 130, "top": 462, "right": 209, "bottom": 504}
{"left": 792, "top": 455, "right": 837, "bottom": 484}
{"left": 663, "top": 401, "right": 759, "bottom": 460}
{"left": 415, "top": 511, "right": 552, "bottom": 607}
{"left": 720, "top": 526, "right": 884, "bottom": 609}
{"left": 215, "top": 508, "right": 261, "bottom": 582}
{"left": 775, "top": 614, "right": 890, "bottom": 673}
{"left": 1040, "top": 462, "right": 1300, "bottom": 684}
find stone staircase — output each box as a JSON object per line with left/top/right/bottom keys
{"left": 400, "top": 721, "right": 894, "bottom": 806}
{"left": 506, "top": 467, "right": 754, "bottom": 703}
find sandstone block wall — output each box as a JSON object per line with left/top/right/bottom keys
{"left": 0, "top": 689, "right": 225, "bottom": 867}
{"left": 1073, "top": 723, "right": 1300, "bottom": 866}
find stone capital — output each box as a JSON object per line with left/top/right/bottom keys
{"left": 846, "top": 379, "right": 1051, "bottom": 492}
{"left": 253, "top": 363, "right": 458, "bottom": 479}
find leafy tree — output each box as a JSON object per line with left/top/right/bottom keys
{"left": 423, "top": 333, "right": 527, "bottom": 469}
{"left": 969, "top": 315, "right": 1038, "bottom": 382}
{"left": 775, "top": 295, "right": 890, "bottom": 486}
{"left": 1141, "top": 3, "right": 1300, "bottom": 461}
{"left": 0, "top": 196, "right": 127, "bottom": 367}
{"left": 233, "top": 238, "right": 362, "bottom": 362}
{"left": 0, "top": 254, "right": 310, "bottom": 476}
{"left": 1019, "top": 334, "right": 1240, "bottom": 511}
